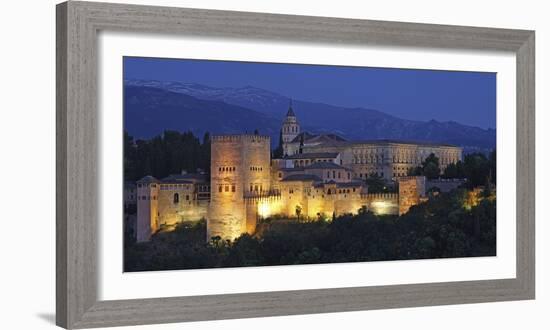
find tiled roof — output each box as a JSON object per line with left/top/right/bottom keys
{"left": 304, "top": 162, "right": 348, "bottom": 170}
{"left": 290, "top": 132, "right": 347, "bottom": 144}
{"left": 137, "top": 175, "right": 160, "bottom": 183}
{"left": 285, "top": 152, "right": 339, "bottom": 160}
{"left": 161, "top": 173, "right": 206, "bottom": 184}
{"left": 337, "top": 180, "right": 366, "bottom": 188}
{"left": 281, "top": 174, "right": 322, "bottom": 182}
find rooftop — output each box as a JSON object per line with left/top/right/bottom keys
{"left": 286, "top": 104, "right": 296, "bottom": 117}
{"left": 347, "top": 139, "right": 459, "bottom": 148}
{"left": 336, "top": 180, "right": 366, "bottom": 188}
{"left": 304, "top": 162, "right": 349, "bottom": 170}
{"left": 281, "top": 174, "right": 322, "bottom": 182}
{"left": 290, "top": 132, "right": 347, "bottom": 144}
{"left": 137, "top": 175, "right": 160, "bottom": 183}
{"left": 161, "top": 173, "right": 207, "bottom": 184}
{"left": 285, "top": 152, "right": 339, "bottom": 160}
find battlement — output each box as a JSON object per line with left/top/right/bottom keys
{"left": 364, "top": 193, "right": 399, "bottom": 200}
{"left": 244, "top": 191, "right": 282, "bottom": 202}
{"left": 211, "top": 134, "right": 271, "bottom": 143}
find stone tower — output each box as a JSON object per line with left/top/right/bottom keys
{"left": 398, "top": 176, "right": 427, "bottom": 215}
{"left": 281, "top": 100, "right": 300, "bottom": 156}
{"left": 136, "top": 176, "right": 159, "bottom": 242}
{"left": 208, "top": 134, "right": 271, "bottom": 242}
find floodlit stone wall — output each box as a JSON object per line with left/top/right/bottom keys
{"left": 208, "top": 135, "right": 272, "bottom": 241}
{"left": 398, "top": 176, "right": 427, "bottom": 215}
{"left": 157, "top": 183, "right": 208, "bottom": 227}
{"left": 136, "top": 181, "right": 159, "bottom": 242}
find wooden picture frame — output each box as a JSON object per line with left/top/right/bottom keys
{"left": 56, "top": 1, "right": 535, "bottom": 328}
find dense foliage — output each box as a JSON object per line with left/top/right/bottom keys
{"left": 364, "top": 173, "right": 397, "bottom": 193}
{"left": 408, "top": 153, "right": 441, "bottom": 179}
{"left": 124, "top": 188, "right": 495, "bottom": 272}
{"left": 443, "top": 150, "right": 496, "bottom": 187}
{"left": 409, "top": 150, "right": 496, "bottom": 187}
{"left": 124, "top": 130, "right": 211, "bottom": 181}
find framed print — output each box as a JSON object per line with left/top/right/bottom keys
{"left": 56, "top": 1, "right": 535, "bottom": 328}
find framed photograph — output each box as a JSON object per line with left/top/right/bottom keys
{"left": 56, "top": 1, "right": 535, "bottom": 328}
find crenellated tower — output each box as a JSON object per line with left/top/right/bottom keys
{"left": 281, "top": 100, "right": 300, "bottom": 156}
{"left": 208, "top": 134, "right": 271, "bottom": 242}
{"left": 136, "top": 176, "right": 160, "bottom": 242}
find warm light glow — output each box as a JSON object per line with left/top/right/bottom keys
{"left": 371, "top": 201, "right": 393, "bottom": 215}
{"left": 258, "top": 201, "right": 272, "bottom": 218}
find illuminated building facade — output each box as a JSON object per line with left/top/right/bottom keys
{"left": 135, "top": 106, "right": 462, "bottom": 242}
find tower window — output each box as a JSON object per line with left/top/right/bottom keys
{"left": 225, "top": 185, "right": 229, "bottom": 192}
{"left": 219, "top": 186, "right": 223, "bottom": 193}
{"left": 231, "top": 185, "right": 236, "bottom": 192}
{"left": 173, "top": 193, "right": 179, "bottom": 204}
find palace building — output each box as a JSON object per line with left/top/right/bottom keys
{"left": 135, "top": 104, "right": 462, "bottom": 242}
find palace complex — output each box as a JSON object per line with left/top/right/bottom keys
{"left": 132, "top": 104, "right": 462, "bottom": 242}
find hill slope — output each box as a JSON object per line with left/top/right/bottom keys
{"left": 124, "top": 80, "right": 496, "bottom": 152}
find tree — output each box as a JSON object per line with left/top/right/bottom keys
{"left": 422, "top": 153, "right": 440, "bottom": 179}
{"left": 423, "top": 161, "right": 440, "bottom": 179}
{"left": 463, "top": 153, "right": 491, "bottom": 187}
{"left": 200, "top": 132, "right": 211, "bottom": 175}
{"left": 272, "top": 129, "right": 284, "bottom": 159}
{"left": 295, "top": 205, "right": 302, "bottom": 220}
{"left": 124, "top": 130, "right": 211, "bottom": 181}
{"left": 443, "top": 160, "right": 468, "bottom": 179}
{"left": 365, "top": 173, "right": 387, "bottom": 193}
{"left": 123, "top": 131, "right": 136, "bottom": 181}
{"left": 407, "top": 153, "right": 440, "bottom": 179}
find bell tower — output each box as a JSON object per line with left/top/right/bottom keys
{"left": 281, "top": 100, "right": 300, "bottom": 156}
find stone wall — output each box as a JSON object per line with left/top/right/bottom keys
{"left": 136, "top": 181, "right": 159, "bottom": 242}
{"left": 365, "top": 193, "right": 399, "bottom": 215}
{"left": 208, "top": 135, "right": 271, "bottom": 241}
{"left": 398, "top": 176, "right": 427, "bottom": 215}
{"left": 156, "top": 184, "right": 208, "bottom": 227}
{"left": 426, "top": 178, "right": 466, "bottom": 193}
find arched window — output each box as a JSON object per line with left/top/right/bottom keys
{"left": 173, "top": 193, "right": 179, "bottom": 204}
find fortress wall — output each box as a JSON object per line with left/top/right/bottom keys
{"left": 279, "top": 181, "right": 309, "bottom": 218}
{"left": 333, "top": 193, "right": 367, "bottom": 216}
{"left": 365, "top": 193, "right": 399, "bottom": 215}
{"left": 156, "top": 184, "right": 194, "bottom": 226}
{"left": 208, "top": 135, "right": 271, "bottom": 241}
{"left": 208, "top": 136, "right": 246, "bottom": 241}
{"left": 244, "top": 194, "right": 283, "bottom": 234}
{"left": 398, "top": 176, "right": 427, "bottom": 215}
{"left": 136, "top": 183, "right": 159, "bottom": 242}
{"left": 426, "top": 179, "right": 466, "bottom": 193}
{"left": 240, "top": 135, "right": 271, "bottom": 194}
{"left": 157, "top": 187, "right": 209, "bottom": 227}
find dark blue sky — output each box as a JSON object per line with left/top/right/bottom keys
{"left": 124, "top": 57, "right": 496, "bottom": 129}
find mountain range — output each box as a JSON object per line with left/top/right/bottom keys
{"left": 124, "top": 79, "right": 496, "bottom": 153}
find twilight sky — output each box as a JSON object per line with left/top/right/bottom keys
{"left": 124, "top": 57, "right": 496, "bottom": 129}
